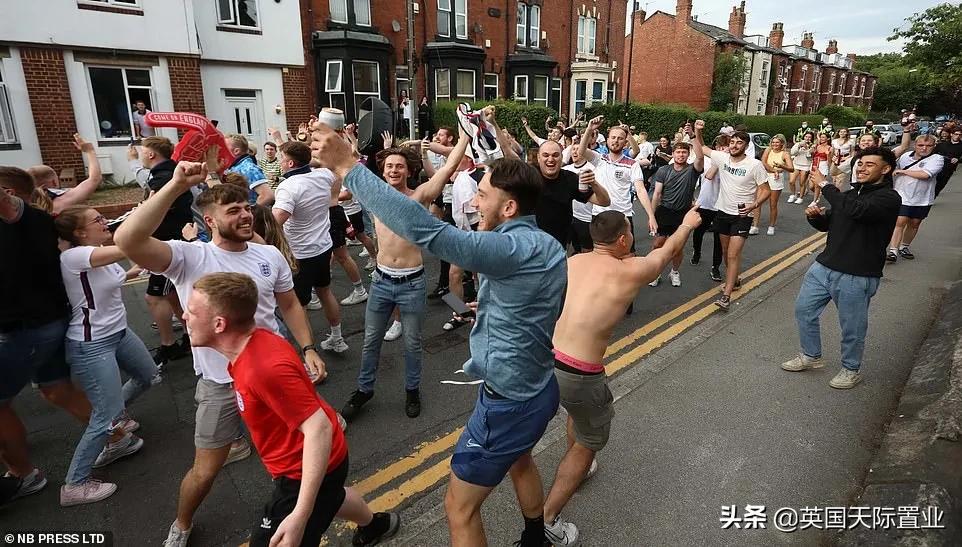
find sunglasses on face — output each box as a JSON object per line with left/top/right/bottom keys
{"left": 85, "top": 214, "right": 107, "bottom": 226}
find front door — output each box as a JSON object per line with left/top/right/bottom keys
{"left": 224, "top": 89, "right": 264, "bottom": 147}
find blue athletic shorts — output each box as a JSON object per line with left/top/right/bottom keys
{"left": 898, "top": 204, "right": 931, "bottom": 220}
{"left": 450, "top": 376, "right": 560, "bottom": 487}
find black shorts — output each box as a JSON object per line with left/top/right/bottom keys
{"left": 249, "top": 457, "right": 349, "bottom": 547}
{"left": 146, "top": 274, "right": 174, "bottom": 297}
{"left": 329, "top": 205, "right": 349, "bottom": 249}
{"left": 654, "top": 206, "right": 687, "bottom": 237}
{"left": 347, "top": 211, "right": 366, "bottom": 235}
{"left": 711, "top": 211, "right": 753, "bottom": 237}
{"left": 293, "top": 248, "right": 334, "bottom": 304}
{"left": 571, "top": 218, "right": 593, "bottom": 252}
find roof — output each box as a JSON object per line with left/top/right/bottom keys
{"left": 688, "top": 19, "right": 747, "bottom": 45}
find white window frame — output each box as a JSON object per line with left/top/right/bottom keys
{"left": 514, "top": 75, "right": 528, "bottom": 102}
{"left": 760, "top": 60, "right": 769, "bottom": 87}
{"left": 435, "top": 68, "right": 451, "bottom": 101}
{"left": 352, "top": 61, "right": 380, "bottom": 119}
{"left": 577, "top": 16, "right": 597, "bottom": 55}
{"left": 755, "top": 97, "right": 764, "bottom": 115}
{"left": 551, "top": 77, "right": 562, "bottom": 112}
{"left": 325, "top": 60, "right": 343, "bottom": 93}
{"left": 456, "top": 69, "right": 476, "bottom": 100}
{"left": 590, "top": 80, "right": 604, "bottom": 106}
{"left": 454, "top": 0, "right": 467, "bottom": 39}
{"left": 516, "top": 2, "right": 527, "bottom": 46}
{"left": 574, "top": 79, "right": 587, "bottom": 114}
{"left": 79, "top": 0, "right": 141, "bottom": 8}
{"left": 532, "top": 75, "right": 548, "bottom": 106}
{"left": 0, "top": 66, "right": 18, "bottom": 144}
{"left": 529, "top": 5, "right": 540, "bottom": 48}
{"left": 329, "top": 0, "right": 348, "bottom": 23}
{"left": 483, "top": 73, "right": 499, "bottom": 100}
{"left": 606, "top": 84, "right": 615, "bottom": 104}
{"left": 353, "top": 0, "right": 371, "bottom": 26}
{"left": 438, "top": 0, "right": 452, "bottom": 38}
{"left": 86, "top": 65, "right": 154, "bottom": 141}
{"left": 217, "top": 0, "right": 260, "bottom": 29}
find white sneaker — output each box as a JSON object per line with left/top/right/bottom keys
{"left": 364, "top": 258, "right": 376, "bottom": 271}
{"left": 544, "top": 515, "right": 580, "bottom": 546}
{"left": 320, "top": 334, "right": 349, "bottom": 353}
{"left": 384, "top": 320, "right": 403, "bottom": 341}
{"left": 223, "top": 437, "right": 252, "bottom": 466}
{"left": 780, "top": 353, "right": 824, "bottom": 372}
{"left": 60, "top": 479, "right": 117, "bottom": 507}
{"left": 829, "top": 368, "right": 862, "bottom": 389}
{"left": 359, "top": 248, "right": 370, "bottom": 258}
{"left": 787, "top": 194, "right": 797, "bottom": 203}
{"left": 93, "top": 433, "right": 143, "bottom": 468}
{"left": 5, "top": 468, "right": 47, "bottom": 499}
{"left": 306, "top": 294, "right": 323, "bottom": 310}
{"left": 585, "top": 458, "right": 598, "bottom": 480}
{"left": 163, "top": 521, "right": 192, "bottom": 547}
{"left": 669, "top": 270, "right": 681, "bottom": 287}
{"left": 340, "top": 287, "right": 368, "bottom": 306}
{"left": 648, "top": 276, "right": 661, "bottom": 287}
{"left": 767, "top": 226, "right": 776, "bottom": 236}
{"left": 748, "top": 225, "right": 759, "bottom": 235}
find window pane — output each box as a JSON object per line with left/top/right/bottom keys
{"left": 533, "top": 76, "right": 547, "bottom": 101}
{"left": 592, "top": 81, "right": 603, "bottom": 101}
{"left": 588, "top": 20, "right": 596, "bottom": 54}
{"left": 577, "top": 17, "right": 584, "bottom": 53}
{"left": 126, "top": 69, "right": 151, "bottom": 87}
{"left": 0, "top": 86, "right": 17, "bottom": 143}
{"left": 455, "top": 0, "right": 466, "bottom": 15}
{"left": 457, "top": 70, "right": 474, "bottom": 98}
{"left": 326, "top": 61, "right": 342, "bottom": 92}
{"left": 438, "top": 12, "right": 450, "bottom": 36}
{"left": 438, "top": 0, "right": 450, "bottom": 9}
{"left": 530, "top": 6, "right": 540, "bottom": 47}
{"left": 517, "top": 3, "right": 526, "bottom": 45}
{"left": 353, "top": 61, "right": 379, "bottom": 94}
{"left": 217, "top": 0, "right": 233, "bottom": 22}
{"left": 456, "top": 14, "right": 467, "bottom": 37}
{"left": 354, "top": 0, "right": 371, "bottom": 26}
{"left": 237, "top": 0, "right": 258, "bottom": 26}
{"left": 89, "top": 67, "right": 132, "bottom": 139}
{"left": 514, "top": 76, "right": 527, "bottom": 98}
{"left": 330, "top": 0, "right": 347, "bottom": 23}
{"left": 436, "top": 69, "right": 450, "bottom": 97}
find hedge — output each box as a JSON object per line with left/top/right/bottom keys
{"left": 432, "top": 100, "right": 556, "bottom": 148}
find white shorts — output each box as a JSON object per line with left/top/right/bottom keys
{"left": 817, "top": 162, "right": 830, "bottom": 177}
{"left": 768, "top": 172, "right": 786, "bottom": 191}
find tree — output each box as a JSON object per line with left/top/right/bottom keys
{"left": 855, "top": 54, "right": 936, "bottom": 114}
{"left": 710, "top": 52, "right": 748, "bottom": 112}
{"left": 889, "top": 3, "right": 962, "bottom": 114}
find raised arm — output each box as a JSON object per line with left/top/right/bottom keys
{"left": 521, "top": 117, "right": 546, "bottom": 145}
{"left": 87, "top": 246, "right": 128, "bottom": 268}
{"left": 414, "top": 127, "right": 471, "bottom": 205}
{"left": 580, "top": 116, "right": 603, "bottom": 163}
{"left": 691, "top": 120, "right": 706, "bottom": 173}
{"left": 820, "top": 183, "right": 901, "bottom": 223}
{"left": 419, "top": 139, "right": 437, "bottom": 177}
{"left": 627, "top": 208, "right": 701, "bottom": 285}
{"left": 52, "top": 135, "right": 103, "bottom": 215}
{"left": 622, "top": 122, "right": 641, "bottom": 159}
{"left": 891, "top": 124, "right": 915, "bottom": 157}
{"left": 693, "top": 121, "right": 713, "bottom": 158}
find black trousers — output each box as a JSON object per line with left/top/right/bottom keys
{"left": 692, "top": 208, "right": 723, "bottom": 268}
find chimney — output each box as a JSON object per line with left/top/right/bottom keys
{"left": 826, "top": 40, "right": 838, "bottom": 54}
{"left": 847, "top": 53, "right": 857, "bottom": 62}
{"left": 769, "top": 22, "right": 784, "bottom": 49}
{"left": 801, "top": 32, "right": 814, "bottom": 49}
{"left": 676, "top": 0, "right": 692, "bottom": 23}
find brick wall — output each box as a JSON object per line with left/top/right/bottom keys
{"left": 282, "top": 67, "right": 314, "bottom": 132}
{"left": 168, "top": 56, "right": 206, "bottom": 117}
{"left": 20, "top": 47, "right": 83, "bottom": 178}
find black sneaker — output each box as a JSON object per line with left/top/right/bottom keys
{"left": 714, "top": 294, "right": 731, "bottom": 311}
{"left": 352, "top": 512, "right": 400, "bottom": 546}
{"left": 690, "top": 251, "right": 701, "bottom": 265}
{"left": 405, "top": 389, "right": 421, "bottom": 418}
{"left": 898, "top": 247, "right": 915, "bottom": 260}
{"left": 341, "top": 390, "right": 374, "bottom": 422}
{"left": 151, "top": 337, "right": 190, "bottom": 366}
{"left": 734, "top": 277, "right": 742, "bottom": 291}
{"left": 709, "top": 267, "right": 723, "bottom": 282}
{"left": 427, "top": 285, "right": 449, "bottom": 299}
{"left": 513, "top": 529, "right": 552, "bottom": 547}
{"left": 886, "top": 250, "right": 898, "bottom": 263}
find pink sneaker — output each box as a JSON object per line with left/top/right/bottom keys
{"left": 60, "top": 479, "right": 117, "bottom": 507}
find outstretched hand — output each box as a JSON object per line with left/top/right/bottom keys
{"left": 310, "top": 123, "right": 357, "bottom": 180}
{"left": 73, "top": 134, "right": 94, "bottom": 153}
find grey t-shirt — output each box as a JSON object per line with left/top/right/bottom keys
{"left": 653, "top": 163, "right": 701, "bottom": 210}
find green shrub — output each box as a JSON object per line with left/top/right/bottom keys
{"left": 816, "top": 104, "right": 865, "bottom": 128}
{"left": 432, "top": 100, "right": 555, "bottom": 149}
{"left": 741, "top": 115, "right": 823, "bottom": 141}
{"left": 580, "top": 103, "right": 745, "bottom": 142}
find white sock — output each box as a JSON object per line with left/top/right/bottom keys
{"left": 899, "top": 244, "right": 909, "bottom": 250}
{"left": 331, "top": 324, "right": 342, "bottom": 338}
{"left": 670, "top": 269, "right": 678, "bottom": 274}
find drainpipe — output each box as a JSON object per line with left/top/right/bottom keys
{"left": 624, "top": 2, "right": 637, "bottom": 105}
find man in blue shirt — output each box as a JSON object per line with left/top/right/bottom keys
{"left": 311, "top": 123, "right": 566, "bottom": 547}
{"left": 225, "top": 134, "right": 275, "bottom": 206}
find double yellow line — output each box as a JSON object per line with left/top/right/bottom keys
{"left": 321, "top": 230, "right": 827, "bottom": 537}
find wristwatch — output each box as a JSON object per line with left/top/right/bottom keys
{"left": 301, "top": 344, "right": 317, "bottom": 354}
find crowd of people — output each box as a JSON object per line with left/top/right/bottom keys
{"left": 0, "top": 102, "right": 959, "bottom": 547}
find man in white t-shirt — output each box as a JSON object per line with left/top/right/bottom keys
{"left": 273, "top": 141, "right": 348, "bottom": 352}
{"left": 565, "top": 144, "right": 598, "bottom": 253}
{"left": 694, "top": 121, "right": 770, "bottom": 311}
{"left": 114, "top": 165, "right": 325, "bottom": 547}
{"left": 886, "top": 130, "right": 944, "bottom": 262}
{"left": 132, "top": 100, "right": 155, "bottom": 138}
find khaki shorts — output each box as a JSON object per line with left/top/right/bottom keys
{"left": 194, "top": 378, "right": 242, "bottom": 449}
{"left": 555, "top": 368, "right": 614, "bottom": 452}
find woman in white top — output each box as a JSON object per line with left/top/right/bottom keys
{"left": 788, "top": 132, "right": 814, "bottom": 203}
{"left": 755, "top": 134, "right": 794, "bottom": 235}
{"left": 832, "top": 128, "right": 854, "bottom": 188}
{"left": 54, "top": 206, "right": 157, "bottom": 506}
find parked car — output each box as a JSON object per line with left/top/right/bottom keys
{"left": 848, "top": 127, "right": 865, "bottom": 146}
{"left": 748, "top": 132, "right": 770, "bottom": 160}
{"left": 873, "top": 124, "right": 901, "bottom": 145}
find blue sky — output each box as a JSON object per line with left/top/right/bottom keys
{"left": 626, "top": 0, "right": 945, "bottom": 55}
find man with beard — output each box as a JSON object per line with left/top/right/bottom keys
{"left": 534, "top": 140, "right": 609, "bottom": 248}
{"left": 114, "top": 167, "right": 324, "bottom": 547}
{"left": 339, "top": 130, "right": 470, "bottom": 422}
{"left": 886, "top": 128, "right": 944, "bottom": 263}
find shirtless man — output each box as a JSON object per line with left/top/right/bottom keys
{"left": 339, "top": 129, "right": 470, "bottom": 421}
{"left": 542, "top": 207, "right": 702, "bottom": 545}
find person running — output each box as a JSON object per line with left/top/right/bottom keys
{"left": 693, "top": 120, "right": 770, "bottom": 311}
{"left": 809, "top": 133, "right": 833, "bottom": 206}
{"left": 534, "top": 139, "right": 610, "bottom": 248}
{"left": 788, "top": 132, "right": 814, "bottom": 204}
{"left": 27, "top": 134, "right": 103, "bottom": 215}
{"left": 183, "top": 273, "right": 399, "bottom": 547}
{"left": 114, "top": 169, "right": 325, "bottom": 547}
{"left": 647, "top": 141, "right": 704, "bottom": 287}
{"left": 312, "top": 120, "right": 565, "bottom": 547}
{"left": 339, "top": 131, "right": 470, "bottom": 421}
{"left": 54, "top": 206, "right": 157, "bottom": 506}
{"left": 783, "top": 147, "right": 901, "bottom": 389}
{"left": 271, "top": 141, "right": 349, "bottom": 353}
{"left": 753, "top": 134, "right": 794, "bottom": 236}
{"left": 542, "top": 207, "right": 701, "bottom": 545}
{"left": 886, "top": 128, "right": 944, "bottom": 263}
{"left": 691, "top": 135, "right": 727, "bottom": 282}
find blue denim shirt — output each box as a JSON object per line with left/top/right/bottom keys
{"left": 344, "top": 164, "right": 566, "bottom": 401}
{"left": 226, "top": 155, "right": 269, "bottom": 204}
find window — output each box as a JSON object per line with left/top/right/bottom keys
{"left": 352, "top": 61, "right": 380, "bottom": 119}
{"left": 839, "top": 75, "right": 847, "bottom": 95}
{"left": 439, "top": 0, "right": 467, "bottom": 39}
{"left": 780, "top": 95, "right": 789, "bottom": 114}
{"left": 88, "top": 66, "right": 152, "bottom": 140}
{"left": 516, "top": 3, "right": 526, "bottom": 46}
{"left": 760, "top": 60, "right": 769, "bottom": 86}
{"left": 828, "top": 72, "right": 836, "bottom": 94}
{"left": 0, "top": 69, "right": 17, "bottom": 144}
{"left": 756, "top": 97, "right": 764, "bottom": 115}
{"left": 514, "top": 75, "right": 528, "bottom": 102}
{"left": 811, "top": 68, "right": 820, "bottom": 92}
{"left": 532, "top": 76, "right": 548, "bottom": 106}
{"left": 330, "top": 0, "right": 347, "bottom": 23}
{"left": 217, "top": 0, "right": 258, "bottom": 28}
{"left": 483, "top": 73, "right": 498, "bottom": 101}
{"left": 737, "top": 97, "right": 746, "bottom": 113}
{"left": 457, "top": 70, "right": 475, "bottom": 100}
{"left": 81, "top": 0, "right": 140, "bottom": 7}
{"left": 607, "top": 84, "right": 615, "bottom": 104}
{"left": 516, "top": 3, "right": 541, "bottom": 48}
{"left": 591, "top": 80, "right": 604, "bottom": 105}
{"left": 577, "top": 15, "right": 597, "bottom": 55}
{"left": 574, "top": 80, "right": 587, "bottom": 114}
{"left": 324, "top": 60, "right": 345, "bottom": 111}
{"left": 795, "top": 100, "right": 802, "bottom": 114}
{"left": 529, "top": 5, "right": 540, "bottom": 48}
{"left": 329, "top": 0, "right": 369, "bottom": 26}
{"left": 551, "top": 78, "right": 562, "bottom": 112}
{"left": 354, "top": 0, "right": 371, "bottom": 26}
{"left": 455, "top": 0, "right": 467, "bottom": 38}
{"left": 436, "top": 69, "right": 450, "bottom": 101}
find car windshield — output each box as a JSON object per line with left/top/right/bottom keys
{"left": 753, "top": 134, "right": 770, "bottom": 147}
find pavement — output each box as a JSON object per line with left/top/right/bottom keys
{"left": 2, "top": 175, "right": 961, "bottom": 547}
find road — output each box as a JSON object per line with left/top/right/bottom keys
{"left": 4, "top": 176, "right": 961, "bottom": 546}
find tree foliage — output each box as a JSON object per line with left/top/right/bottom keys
{"left": 709, "top": 52, "right": 748, "bottom": 112}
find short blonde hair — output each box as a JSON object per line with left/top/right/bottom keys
{"left": 193, "top": 273, "right": 258, "bottom": 331}
{"left": 226, "top": 133, "right": 249, "bottom": 153}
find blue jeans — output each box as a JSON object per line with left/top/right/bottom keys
{"left": 357, "top": 271, "right": 426, "bottom": 392}
{"left": 0, "top": 318, "right": 69, "bottom": 402}
{"left": 64, "top": 328, "right": 157, "bottom": 484}
{"left": 794, "top": 261, "right": 880, "bottom": 372}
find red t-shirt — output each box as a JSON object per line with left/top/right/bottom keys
{"left": 229, "top": 329, "right": 347, "bottom": 479}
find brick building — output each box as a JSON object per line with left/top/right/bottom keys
{"left": 307, "top": 0, "right": 627, "bottom": 125}
{"left": 623, "top": 0, "right": 876, "bottom": 116}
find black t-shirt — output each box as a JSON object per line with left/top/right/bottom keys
{"left": 0, "top": 203, "right": 69, "bottom": 326}
{"left": 936, "top": 141, "right": 962, "bottom": 172}
{"left": 148, "top": 159, "right": 194, "bottom": 241}
{"left": 652, "top": 163, "right": 701, "bottom": 211}
{"left": 535, "top": 169, "right": 592, "bottom": 247}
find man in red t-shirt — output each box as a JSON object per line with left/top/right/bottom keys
{"left": 184, "top": 273, "right": 399, "bottom": 546}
